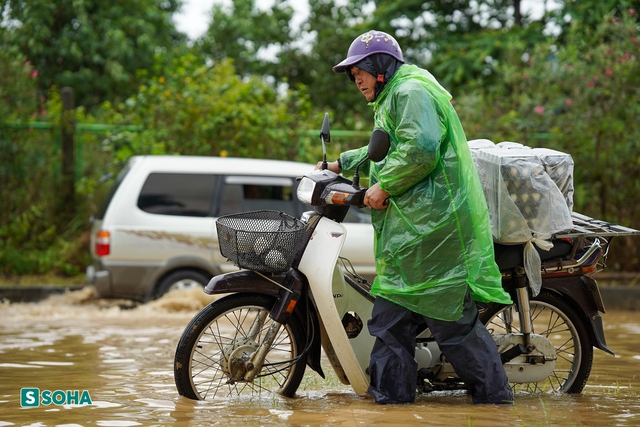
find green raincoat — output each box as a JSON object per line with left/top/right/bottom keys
{"left": 340, "top": 64, "right": 512, "bottom": 321}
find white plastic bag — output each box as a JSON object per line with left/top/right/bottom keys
{"left": 469, "top": 139, "right": 574, "bottom": 295}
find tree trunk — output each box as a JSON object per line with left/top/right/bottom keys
{"left": 514, "top": 0, "right": 522, "bottom": 27}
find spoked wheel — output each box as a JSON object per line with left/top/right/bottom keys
{"left": 174, "top": 293, "right": 307, "bottom": 400}
{"left": 480, "top": 291, "right": 593, "bottom": 394}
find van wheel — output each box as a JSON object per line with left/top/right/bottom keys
{"left": 153, "top": 270, "right": 210, "bottom": 300}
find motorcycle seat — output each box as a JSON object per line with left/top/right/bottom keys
{"left": 493, "top": 239, "right": 574, "bottom": 272}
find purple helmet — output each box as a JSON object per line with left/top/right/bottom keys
{"left": 333, "top": 30, "right": 404, "bottom": 74}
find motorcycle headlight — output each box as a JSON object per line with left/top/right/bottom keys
{"left": 297, "top": 176, "right": 317, "bottom": 204}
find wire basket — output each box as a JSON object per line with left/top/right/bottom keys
{"left": 216, "top": 210, "right": 306, "bottom": 273}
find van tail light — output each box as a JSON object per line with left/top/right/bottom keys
{"left": 95, "top": 230, "right": 111, "bottom": 257}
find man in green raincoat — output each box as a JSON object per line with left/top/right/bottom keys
{"left": 326, "top": 30, "right": 514, "bottom": 405}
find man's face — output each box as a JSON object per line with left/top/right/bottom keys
{"left": 350, "top": 66, "right": 377, "bottom": 102}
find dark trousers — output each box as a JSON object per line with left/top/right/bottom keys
{"left": 366, "top": 290, "right": 514, "bottom": 404}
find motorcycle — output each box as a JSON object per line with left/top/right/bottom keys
{"left": 173, "top": 114, "right": 639, "bottom": 400}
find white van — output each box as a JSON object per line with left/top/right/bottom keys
{"left": 86, "top": 155, "right": 375, "bottom": 300}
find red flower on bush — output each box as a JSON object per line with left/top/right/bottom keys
{"left": 534, "top": 106, "right": 545, "bottom": 115}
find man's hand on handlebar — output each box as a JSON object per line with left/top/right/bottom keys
{"left": 315, "top": 160, "right": 341, "bottom": 173}
{"left": 364, "top": 182, "right": 390, "bottom": 210}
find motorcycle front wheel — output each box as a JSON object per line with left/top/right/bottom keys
{"left": 480, "top": 291, "right": 594, "bottom": 394}
{"left": 174, "top": 293, "right": 307, "bottom": 400}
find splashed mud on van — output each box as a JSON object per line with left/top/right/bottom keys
{"left": 122, "top": 230, "right": 215, "bottom": 249}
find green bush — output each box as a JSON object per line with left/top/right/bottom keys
{"left": 98, "top": 54, "right": 316, "bottom": 162}
{"left": 0, "top": 55, "right": 321, "bottom": 278}
{"left": 455, "top": 11, "right": 640, "bottom": 270}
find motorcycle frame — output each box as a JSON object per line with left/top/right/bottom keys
{"left": 205, "top": 211, "right": 614, "bottom": 396}
{"left": 206, "top": 212, "right": 375, "bottom": 395}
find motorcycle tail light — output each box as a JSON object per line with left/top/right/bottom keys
{"left": 95, "top": 230, "right": 111, "bottom": 257}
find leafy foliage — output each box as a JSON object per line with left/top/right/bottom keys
{"left": 99, "top": 54, "right": 315, "bottom": 162}
{"left": 195, "top": 0, "right": 295, "bottom": 78}
{"left": 191, "top": 0, "right": 373, "bottom": 130}
{"left": 3, "top": 0, "right": 185, "bottom": 110}
{"left": 455, "top": 10, "right": 640, "bottom": 268}
{"left": 0, "top": 33, "right": 39, "bottom": 120}
{"left": 303, "top": 0, "right": 375, "bottom": 125}
{"left": 2, "top": 1, "right": 640, "bottom": 277}
{"left": 0, "top": 88, "right": 98, "bottom": 276}
{"left": 551, "top": 0, "right": 640, "bottom": 37}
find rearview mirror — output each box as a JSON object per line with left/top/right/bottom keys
{"left": 352, "top": 129, "right": 390, "bottom": 187}
{"left": 320, "top": 113, "right": 331, "bottom": 143}
{"left": 367, "top": 129, "right": 390, "bottom": 162}
{"left": 319, "top": 113, "right": 331, "bottom": 169}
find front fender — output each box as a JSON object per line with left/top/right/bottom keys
{"left": 204, "top": 270, "right": 284, "bottom": 297}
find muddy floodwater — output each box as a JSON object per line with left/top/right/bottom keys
{"left": 1, "top": 287, "right": 639, "bottom": 426}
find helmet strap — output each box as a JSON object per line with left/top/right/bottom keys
{"left": 373, "top": 55, "right": 395, "bottom": 83}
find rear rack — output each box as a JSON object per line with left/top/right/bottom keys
{"left": 555, "top": 212, "right": 640, "bottom": 239}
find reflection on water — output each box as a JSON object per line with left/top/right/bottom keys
{"left": 0, "top": 287, "right": 639, "bottom": 426}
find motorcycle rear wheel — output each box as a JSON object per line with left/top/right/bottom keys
{"left": 480, "top": 291, "right": 593, "bottom": 394}
{"left": 174, "top": 293, "right": 307, "bottom": 400}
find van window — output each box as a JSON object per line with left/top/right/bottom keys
{"left": 218, "top": 176, "right": 298, "bottom": 217}
{"left": 95, "top": 163, "right": 131, "bottom": 220}
{"left": 137, "top": 173, "right": 217, "bottom": 217}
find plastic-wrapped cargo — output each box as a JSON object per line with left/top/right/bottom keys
{"left": 468, "top": 140, "right": 574, "bottom": 295}
{"left": 531, "top": 147, "right": 575, "bottom": 212}
{"left": 471, "top": 141, "right": 573, "bottom": 241}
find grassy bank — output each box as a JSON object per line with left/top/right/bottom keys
{"left": 0, "top": 273, "right": 87, "bottom": 287}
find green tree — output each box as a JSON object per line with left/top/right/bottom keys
{"left": 186, "top": 0, "right": 371, "bottom": 149}
{"left": 203, "top": 0, "right": 561, "bottom": 147}
{"left": 2, "top": 0, "right": 185, "bottom": 110}
{"left": 188, "top": 0, "right": 378, "bottom": 131}
{"left": 551, "top": 0, "right": 640, "bottom": 36}
{"left": 99, "top": 54, "right": 316, "bottom": 163}
{"left": 192, "top": 0, "right": 359, "bottom": 130}
{"left": 195, "top": 0, "right": 295, "bottom": 79}
{"left": 365, "top": 1, "right": 551, "bottom": 92}
{"left": 0, "top": 89, "right": 93, "bottom": 277}
{"left": 455, "top": 11, "right": 640, "bottom": 270}
{"left": 303, "top": 0, "right": 375, "bottom": 128}
{"left": 0, "top": 30, "right": 47, "bottom": 276}
{"left": 0, "top": 30, "right": 39, "bottom": 120}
